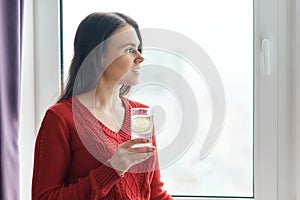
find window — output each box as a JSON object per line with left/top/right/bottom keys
{"left": 61, "top": 0, "right": 253, "bottom": 198}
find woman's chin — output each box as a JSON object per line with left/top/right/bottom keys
{"left": 122, "top": 79, "right": 140, "bottom": 86}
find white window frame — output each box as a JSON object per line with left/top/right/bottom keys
{"left": 19, "top": 0, "right": 300, "bottom": 199}
{"left": 292, "top": 0, "right": 300, "bottom": 199}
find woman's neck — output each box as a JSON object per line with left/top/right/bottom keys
{"left": 94, "top": 82, "right": 123, "bottom": 111}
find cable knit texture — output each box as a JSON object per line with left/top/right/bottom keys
{"left": 32, "top": 96, "right": 173, "bottom": 200}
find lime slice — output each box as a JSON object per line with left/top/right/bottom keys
{"left": 131, "top": 117, "right": 151, "bottom": 133}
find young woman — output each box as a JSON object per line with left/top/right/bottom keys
{"left": 32, "top": 12, "right": 173, "bottom": 200}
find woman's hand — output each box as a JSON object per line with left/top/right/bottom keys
{"left": 109, "top": 138, "right": 156, "bottom": 175}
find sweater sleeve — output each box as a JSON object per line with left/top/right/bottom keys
{"left": 32, "top": 109, "right": 122, "bottom": 200}
{"left": 149, "top": 136, "right": 174, "bottom": 200}
{"left": 150, "top": 169, "right": 173, "bottom": 200}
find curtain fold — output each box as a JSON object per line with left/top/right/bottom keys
{"left": 0, "top": 0, "right": 24, "bottom": 199}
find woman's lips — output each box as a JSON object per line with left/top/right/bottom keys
{"left": 131, "top": 67, "right": 141, "bottom": 73}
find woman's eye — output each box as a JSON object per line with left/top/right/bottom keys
{"left": 125, "top": 48, "right": 134, "bottom": 53}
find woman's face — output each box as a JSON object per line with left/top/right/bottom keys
{"left": 101, "top": 25, "right": 144, "bottom": 86}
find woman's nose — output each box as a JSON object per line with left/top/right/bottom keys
{"left": 135, "top": 51, "right": 145, "bottom": 64}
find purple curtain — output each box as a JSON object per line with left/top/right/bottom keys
{"left": 0, "top": 0, "right": 23, "bottom": 199}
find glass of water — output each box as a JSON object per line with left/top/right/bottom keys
{"left": 131, "top": 107, "right": 153, "bottom": 145}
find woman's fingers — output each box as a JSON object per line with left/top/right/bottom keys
{"left": 120, "top": 139, "right": 156, "bottom": 153}
{"left": 130, "top": 146, "right": 156, "bottom": 153}
{"left": 120, "top": 138, "right": 150, "bottom": 148}
{"left": 109, "top": 139, "right": 156, "bottom": 174}
{"left": 133, "top": 152, "right": 155, "bottom": 163}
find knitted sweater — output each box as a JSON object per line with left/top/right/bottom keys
{"left": 32, "top": 97, "right": 173, "bottom": 200}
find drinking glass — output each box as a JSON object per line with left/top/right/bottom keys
{"left": 131, "top": 107, "right": 153, "bottom": 145}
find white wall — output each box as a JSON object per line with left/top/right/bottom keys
{"left": 19, "top": 0, "right": 35, "bottom": 199}
{"left": 19, "top": 0, "right": 61, "bottom": 199}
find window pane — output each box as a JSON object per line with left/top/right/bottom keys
{"left": 62, "top": 0, "right": 253, "bottom": 197}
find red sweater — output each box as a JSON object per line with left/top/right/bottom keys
{"left": 32, "top": 97, "right": 173, "bottom": 200}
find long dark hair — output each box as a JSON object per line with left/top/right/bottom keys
{"left": 58, "top": 12, "right": 143, "bottom": 102}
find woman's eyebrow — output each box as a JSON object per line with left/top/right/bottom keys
{"left": 120, "top": 42, "right": 140, "bottom": 48}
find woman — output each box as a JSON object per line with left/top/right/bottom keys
{"left": 32, "top": 12, "right": 173, "bottom": 200}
